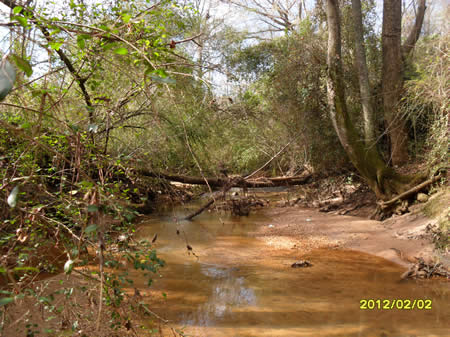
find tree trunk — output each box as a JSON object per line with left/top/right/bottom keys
{"left": 138, "top": 169, "right": 313, "bottom": 188}
{"left": 382, "top": 0, "right": 408, "bottom": 166}
{"left": 381, "top": 0, "right": 427, "bottom": 166}
{"left": 351, "top": 0, "right": 375, "bottom": 144}
{"left": 402, "top": 0, "right": 427, "bottom": 57}
{"left": 325, "top": 0, "right": 425, "bottom": 200}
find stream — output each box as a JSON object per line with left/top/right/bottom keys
{"left": 131, "top": 195, "right": 449, "bottom": 337}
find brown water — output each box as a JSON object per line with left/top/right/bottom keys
{"left": 133, "top": 204, "right": 450, "bottom": 337}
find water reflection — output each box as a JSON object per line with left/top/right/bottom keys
{"left": 179, "top": 265, "right": 257, "bottom": 327}
{"left": 135, "top": 206, "right": 450, "bottom": 337}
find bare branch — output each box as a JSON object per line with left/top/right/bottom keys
{"left": 402, "top": 0, "right": 426, "bottom": 57}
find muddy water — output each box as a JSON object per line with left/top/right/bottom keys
{"left": 134, "top": 203, "right": 449, "bottom": 337}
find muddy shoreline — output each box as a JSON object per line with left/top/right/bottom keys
{"left": 250, "top": 201, "right": 449, "bottom": 272}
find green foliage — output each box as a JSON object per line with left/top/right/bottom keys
{"left": 225, "top": 40, "right": 276, "bottom": 81}
{"left": 9, "top": 54, "right": 33, "bottom": 77}
{"left": 0, "top": 0, "right": 182, "bottom": 334}
{"left": 401, "top": 34, "right": 449, "bottom": 170}
{"left": 223, "top": 24, "right": 347, "bottom": 173}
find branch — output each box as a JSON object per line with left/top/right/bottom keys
{"left": 380, "top": 174, "right": 441, "bottom": 208}
{"left": 183, "top": 177, "right": 242, "bottom": 221}
{"left": 184, "top": 198, "right": 215, "bottom": 221}
{"left": 138, "top": 170, "right": 312, "bottom": 188}
{"left": 166, "top": 33, "right": 203, "bottom": 47}
{"left": 244, "top": 139, "right": 295, "bottom": 179}
{"left": 48, "top": 20, "right": 157, "bottom": 70}
{"left": 0, "top": 0, "right": 94, "bottom": 120}
{"left": 225, "top": 0, "right": 293, "bottom": 30}
{"left": 402, "top": 0, "right": 426, "bottom": 57}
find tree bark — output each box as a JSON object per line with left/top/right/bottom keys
{"left": 381, "top": 0, "right": 427, "bottom": 166}
{"left": 351, "top": 0, "right": 375, "bottom": 144}
{"left": 402, "top": 0, "right": 427, "bottom": 57}
{"left": 138, "top": 169, "right": 312, "bottom": 188}
{"left": 382, "top": 0, "right": 408, "bottom": 166}
{"left": 325, "top": 0, "right": 425, "bottom": 200}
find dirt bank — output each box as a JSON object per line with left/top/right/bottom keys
{"left": 250, "top": 190, "right": 450, "bottom": 271}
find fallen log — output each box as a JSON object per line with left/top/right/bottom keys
{"left": 137, "top": 169, "right": 312, "bottom": 221}
{"left": 138, "top": 169, "right": 312, "bottom": 188}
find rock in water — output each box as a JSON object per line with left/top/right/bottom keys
{"left": 291, "top": 260, "right": 312, "bottom": 268}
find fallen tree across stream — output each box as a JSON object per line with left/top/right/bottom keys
{"left": 137, "top": 169, "right": 313, "bottom": 220}
{"left": 137, "top": 169, "right": 313, "bottom": 188}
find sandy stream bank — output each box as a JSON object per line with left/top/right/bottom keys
{"left": 249, "top": 193, "right": 449, "bottom": 271}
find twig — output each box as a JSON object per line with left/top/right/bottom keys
{"left": 73, "top": 269, "right": 100, "bottom": 282}
{"left": 244, "top": 138, "right": 295, "bottom": 180}
{"left": 184, "top": 198, "right": 215, "bottom": 221}
{"left": 4, "top": 310, "right": 30, "bottom": 329}
{"left": 96, "top": 236, "right": 104, "bottom": 332}
{"left": 167, "top": 33, "right": 203, "bottom": 47}
{"left": 183, "top": 177, "right": 240, "bottom": 221}
{"left": 138, "top": 303, "right": 169, "bottom": 323}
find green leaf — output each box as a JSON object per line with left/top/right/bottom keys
{"left": 77, "top": 35, "right": 86, "bottom": 49}
{"left": 50, "top": 28, "right": 61, "bottom": 36}
{"left": 15, "top": 16, "right": 28, "bottom": 27}
{"left": 102, "top": 42, "right": 117, "bottom": 51}
{"left": 79, "top": 180, "right": 94, "bottom": 188}
{"left": 87, "top": 205, "right": 98, "bottom": 213}
{"left": 49, "top": 41, "right": 63, "bottom": 51}
{"left": 113, "top": 47, "right": 128, "bottom": 55}
{"left": 84, "top": 224, "right": 97, "bottom": 234}
{"left": 20, "top": 122, "right": 32, "bottom": 129}
{"left": 7, "top": 186, "right": 19, "bottom": 208}
{"left": 0, "top": 297, "right": 14, "bottom": 306}
{"left": 99, "top": 24, "right": 110, "bottom": 32}
{"left": 124, "top": 212, "right": 136, "bottom": 222}
{"left": 152, "top": 68, "right": 168, "bottom": 77}
{"left": 64, "top": 260, "right": 74, "bottom": 275}
{"left": 122, "top": 13, "right": 132, "bottom": 23}
{"left": 13, "top": 6, "right": 23, "bottom": 14}
{"left": 10, "top": 54, "right": 33, "bottom": 77}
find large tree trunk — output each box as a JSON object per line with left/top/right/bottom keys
{"left": 325, "top": 0, "right": 425, "bottom": 201}
{"left": 382, "top": 0, "right": 427, "bottom": 166}
{"left": 382, "top": 0, "right": 408, "bottom": 166}
{"left": 351, "top": 0, "right": 375, "bottom": 144}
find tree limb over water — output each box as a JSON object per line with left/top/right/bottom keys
{"left": 138, "top": 169, "right": 313, "bottom": 188}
